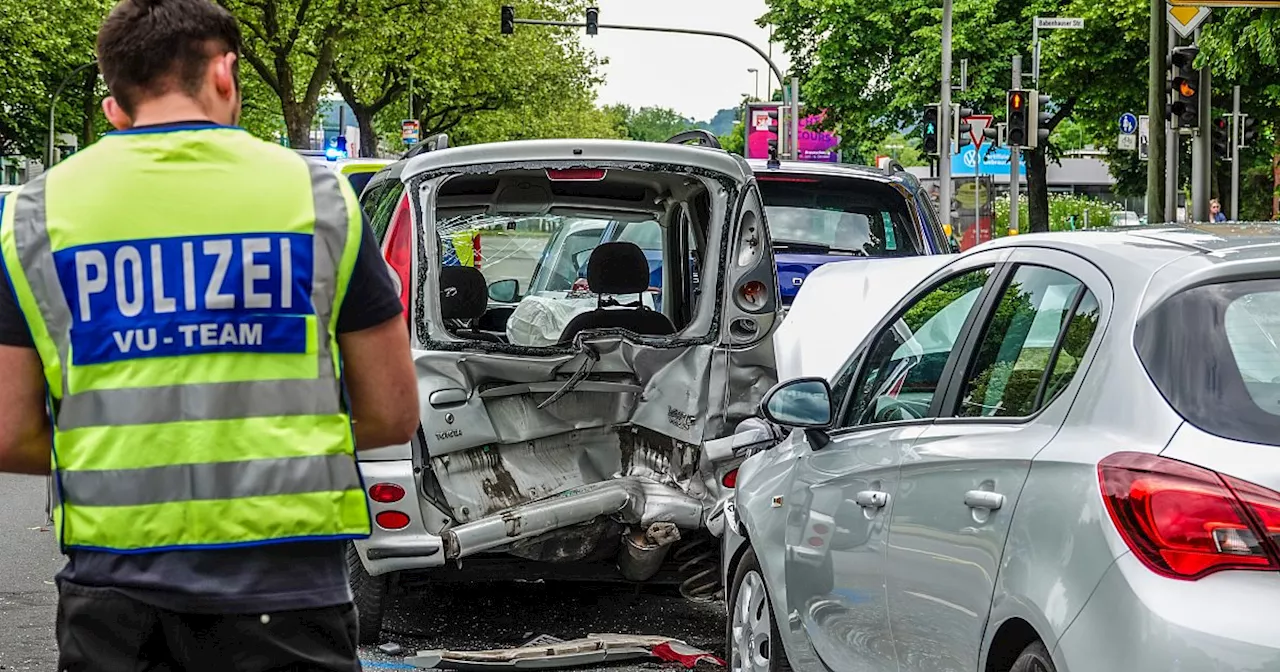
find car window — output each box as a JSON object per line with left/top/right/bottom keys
{"left": 758, "top": 174, "right": 923, "bottom": 257}
{"left": 615, "top": 220, "right": 663, "bottom": 250}
{"left": 841, "top": 268, "right": 991, "bottom": 428}
{"left": 956, "top": 266, "right": 1099, "bottom": 418}
{"left": 1225, "top": 289, "right": 1280, "bottom": 409}
{"left": 346, "top": 171, "right": 376, "bottom": 197}
{"left": 367, "top": 180, "right": 404, "bottom": 244}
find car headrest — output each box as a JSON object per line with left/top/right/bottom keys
{"left": 440, "top": 265, "right": 488, "bottom": 320}
{"left": 587, "top": 242, "right": 649, "bottom": 295}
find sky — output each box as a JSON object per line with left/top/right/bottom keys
{"left": 584, "top": 0, "right": 792, "bottom": 122}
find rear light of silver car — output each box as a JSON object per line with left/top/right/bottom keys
{"left": 382, "top": 192, "right": 413, "bottom": 324}
{"left": 1099, "top": 452, "right": 1280, "bottom": 580}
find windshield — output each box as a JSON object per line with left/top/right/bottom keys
{"left": 758, "top": 174, "right": 922, "bottom": 256}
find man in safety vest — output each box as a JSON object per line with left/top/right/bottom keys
{"left": 0, "top": 0, "right": 419, "bottom": 669}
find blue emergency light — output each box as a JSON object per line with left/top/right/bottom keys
{"left": 325, "top": 137, "right": 349, "bottom": 161}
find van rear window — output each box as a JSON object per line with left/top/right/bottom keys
{"left": 1135, "top": 278, "right": 1280, "bottom": 446}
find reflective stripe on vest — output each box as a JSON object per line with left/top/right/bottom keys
{"left": 0, "top": 129, "right": 371, "bottom": 552}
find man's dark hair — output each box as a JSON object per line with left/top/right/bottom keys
{"left": 96, "top": 0, "right": 242, "bottom": 115}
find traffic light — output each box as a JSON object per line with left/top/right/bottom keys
{"left": 500, "top": 5, "right": 514, "bottom": 34}
{"left": 585, "top": 7, "right": 598, "bottom": 35}
{"left": 1033, "top": 92, "right": 1052, "bottom": 147}
{"left": 1241, "top": 115, "right": 1258, "bottom": 148}
{"left": 953, "top": 104, "right": 974, "bottom": 150}
{"left": 1212, "top": 117, "right": 1230, "bottom": 158}
{"left": 922, "top": 104, "right": 940, "bottom": 155}
{"left": 982, "top": 122, "right": 1003, "bottom": 147}
{"left": 1007, "top": 89, "right": 1028, "bottom": 148}
{"left": 1168, "top": 46, "right": 1200, "bottom": 127}
{"left": 766, "top": 109, "right": 781, "bottom": 168}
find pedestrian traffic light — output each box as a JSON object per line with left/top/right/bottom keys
{"left": 585, "top": 7, "right": 598, "bottom": 35}
{"left": 1168, "top": 46, "right": 1200, "bottom": 127}
{"left": 500, "top": 5, "right": 515, "bottom": 34}
{"left": 1241, "top": 115, "right": 1258, "bottom": 148}
{"left": 953, "top": 104, "right": 974, "bottom": 150}
{"left": 1007, "top": 89, "right": 1029, "bottom": 148}
{"left": 922, "top": 104, "right": 940, "bottom": 155}
{"left": 1212, "top": 117, "right": 1230, "bottom": 158}
{"left": 1033, "top": 93, "right": 1052, "bottom": 146}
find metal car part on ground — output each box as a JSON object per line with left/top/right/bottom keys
{"left": 402, "top": 633, "right": 724, "bottom": 670}
{"left": 350, "top": 138, "right": 782, "bottom": 645}
{"left": 724, "top": 223, "right": 1280, "bottom": 672}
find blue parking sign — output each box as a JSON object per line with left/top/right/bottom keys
{"left": 1120, "top": 113, "right": 1138, "bottom": 135}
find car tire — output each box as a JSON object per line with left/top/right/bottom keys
{"left": 726, "top": 547, "right": 792, "bottom": 672}
{"left": 1009, "top": 640, "right": 1056, "bottom": 672}
{"left": 346, "top": 542, "right": 390, "bottom": 646}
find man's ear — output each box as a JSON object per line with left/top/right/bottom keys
{"left": 102, "top": 97, "right": 132, "bottom": 131}
{"left": 212, "top": 52, "right": 238, "bottom": 102}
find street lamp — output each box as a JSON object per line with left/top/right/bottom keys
{"left": 48, "top": 60, "right": 98, "bottom": 168}
{"left": 747, "top": 68, "right": 759, "bottom": 100}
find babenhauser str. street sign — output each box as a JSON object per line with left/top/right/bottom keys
{"left": 1035, "top": 17, "right": 1084, "bottom": 27}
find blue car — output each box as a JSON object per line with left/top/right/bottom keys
{"left": 748, "top": 158, "right": 955, "bottom": 304}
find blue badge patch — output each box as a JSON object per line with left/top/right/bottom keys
{"left": 53, "top": 233, "right": 315, "bottom": 365}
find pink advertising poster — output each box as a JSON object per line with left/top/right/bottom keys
{"left": 745, "top": 103, "right": 840, "bottom": 162}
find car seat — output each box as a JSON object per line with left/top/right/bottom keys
{"left": 440, "top": 266, "right": 503, "bottom": 343}
{"left": 556, "top": 242, "right": 676, "bottom": 344}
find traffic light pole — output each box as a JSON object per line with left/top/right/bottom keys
{"left": 1146, "top": 0, "right": 1166, "bottom": 223}
{"left": 1190, "top": 28, "right": 1211, "bottom": 223}
{"left": 1009, "top": 56, "right": 1021, "bottom": 235}
{"left": 508, "top": 14, "right": 799, "bottom": 159}
{"left": 938, "top": 0, "right": 954, "bottom": 235}
{"left": 1231, "top": 85, "right": 1241, "bottom": 220}
{"left": 1165, "top": 34, "right": 1180, "bottom": 223}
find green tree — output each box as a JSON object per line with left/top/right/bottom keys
{"left": 0, "top": 0, "right": 112, "bottom": 158}
{"left": 610, "top": 105, "right": 696, "bottom": 142}
{"left": 874, "top": 132, "right": 925, "bottom": 167}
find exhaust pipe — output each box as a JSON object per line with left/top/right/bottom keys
{"left": 616, "top": 521, "right": 681, "bottom": 581}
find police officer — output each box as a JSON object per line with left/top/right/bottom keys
{"left": 0, "top": 0, "right": 419, "bottom": 669}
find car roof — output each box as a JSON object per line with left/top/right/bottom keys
{"left": 403, "top": 138, "right": 754, "bottom": 182}
{"left": 746, "top": 158, "right": 909, "bottom": 186}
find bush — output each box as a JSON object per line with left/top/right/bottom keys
{"left": 992, "top": 194, "right": 1123, "bottom": 237}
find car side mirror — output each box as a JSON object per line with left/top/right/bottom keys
{"left": 488, "top": 278, "right": 520, "bottom": 303}
{"left": 762, "top": 377, "right": 834, "bottom": 429}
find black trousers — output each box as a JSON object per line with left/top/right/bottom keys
{"left": 55, "top": 581, "right": 362, "bottom": 672}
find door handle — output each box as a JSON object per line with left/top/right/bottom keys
{"left": 964, "top": 490, "right": 1005, "bottom": 510}
{"left": 854, "top": 490, "right": 889, "bottom": 509}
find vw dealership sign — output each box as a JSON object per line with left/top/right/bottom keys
{"left": 950, "top": 145, "right": 1026, "bottom": 177}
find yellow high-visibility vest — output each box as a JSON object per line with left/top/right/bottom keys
{"left": 0, "top": 125, "right": 371, "bottom": 552}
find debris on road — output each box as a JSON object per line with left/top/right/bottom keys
{"left": 403, "top": 633, "right": 724, "bottom": 670}
{"left": 378, "top": 642, "right": 405, "bottom": 656}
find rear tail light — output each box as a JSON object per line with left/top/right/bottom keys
{"left": 368, "top": 483, "right": 405, "bottom": 504}
{"left": 738, "top": 280, "right": 768, "bottom": 309}
{"left": 722, "top": 468, "right": 738, "bottom": 489}
{"left": 1099, "top": 452, "right": 1280, "bottom": 579}
{"left": 375, "top": 511, "right": 411, "bottom": 530}
{"left": 382, "top": 193, "right": 413, "bottom": 324}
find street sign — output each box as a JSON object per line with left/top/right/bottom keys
{"left": 1118, "top": 134, "right": 1137, "bottom": 150}
{"left": 1167, "top": 4, "right": 1211, "bottom": 38}
{"left": 1035, "top": 17, "right": 1084, "bottom": 28}
{"left": 1138, "top": 115, "right": 1150, "bottom": 161}
{"left": 967, "top": 115, "right": 994, "bottom": 152}
{"left": 401, "top": 119, "right": 421, "bottom": 144}
{"left": 1169, "top": 0, "right": 1279, "bottom": 5}
{"left": 1119, "top": 113, "right": 1138, "bottom": 135}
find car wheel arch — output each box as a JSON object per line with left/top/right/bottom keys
{"left": 983, "top": 617, "right": 1054, "bottom": 672}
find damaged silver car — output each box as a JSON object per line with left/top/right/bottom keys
{"left": 351, "top": 138, "right": 782, "bottom": 643}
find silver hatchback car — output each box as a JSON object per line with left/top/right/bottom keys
{"left": 725, "top": 224, "right": 1280, "bottom": 672}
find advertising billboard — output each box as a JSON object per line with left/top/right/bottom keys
{"left": 745, "top": 102, "right": 841, "bottom": 163}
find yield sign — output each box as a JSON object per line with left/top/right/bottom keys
{"left": 967, "top": 115, "right": 994, "bottom": 151}
{"left": 1167, "top": 3, "right": 1211, "bottom": 38}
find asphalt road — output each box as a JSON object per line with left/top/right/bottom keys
{"left": 0, "top": 474, "right": 59, "bottom": 671}
{"left": 0, "top": 473, "right": 725, "bottom": 671}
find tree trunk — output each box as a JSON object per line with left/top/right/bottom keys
{"left": 283, "top": 101, "right": 313, "bottom": 150}
{"left": 1027, "top": 147, "right": 1050, "bottom": 233}
{"left": 81, "top": 65, "right": 99, "bottom": 148}
{"left": 356, "top": 110, "right": 379, "bottom": 158}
